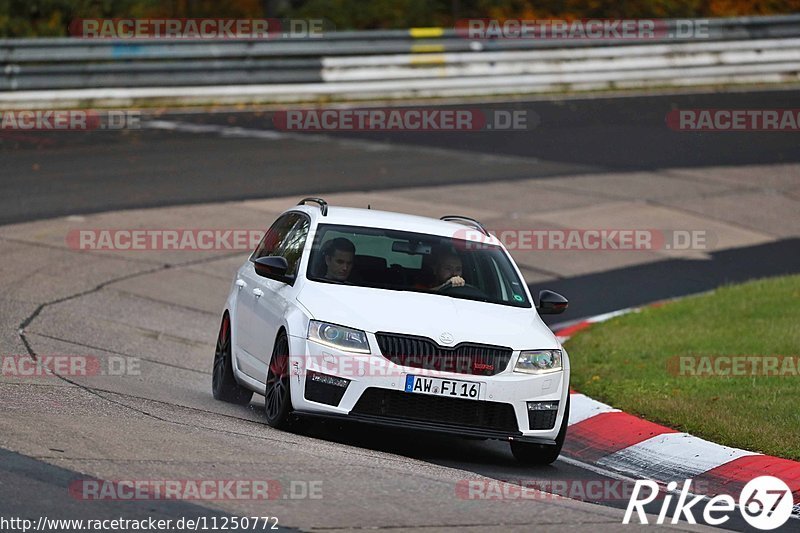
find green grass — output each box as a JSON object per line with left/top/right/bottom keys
{"left": 564, "top": 274, "right": 800, "bottom": 460}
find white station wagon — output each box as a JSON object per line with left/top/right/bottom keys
{"left": 213, "top": 198, "right": 571, "bottom": 464}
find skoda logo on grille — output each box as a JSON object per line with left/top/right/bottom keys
{"left": 439, "top": 332, "right": 454, "bottom": 345}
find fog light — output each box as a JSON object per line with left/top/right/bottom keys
{"left": 527, "top": 400, "right": 559, "bottom": 430}
{"left": 527, "top": 400, "right": 559, "bottom": 411}
{"left": 309, "top": 371, "right": 349, "bottom": 388}
{"left": 305, "top": 371, "right": 350, "bottom": 407}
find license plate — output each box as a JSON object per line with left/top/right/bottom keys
{"left": 404, "top": 375, "right": 481, "bottom": 400}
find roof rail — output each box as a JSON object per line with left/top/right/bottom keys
{"left": 297, "top": 197, "right": 328, "bottom": 216}
{"left": 440, "top": 215, "right": 489, "bottom": 236}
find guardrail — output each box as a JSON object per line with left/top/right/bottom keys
{"left": 1, "top": 15, "right": 799, "bottom": 106}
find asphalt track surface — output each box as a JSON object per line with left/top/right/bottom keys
{"left": 1, "top": 88, "right": 799, "bottom": 531}
{"left": 2, "top": 88, "right": 800, "bottom": 227}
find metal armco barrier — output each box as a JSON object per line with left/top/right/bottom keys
{"left": 1, "top": 15, "right": 799, "bottom": 106}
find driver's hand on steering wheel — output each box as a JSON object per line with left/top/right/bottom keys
{"left": 448, "top": 276, "right": 465, "bottom": 287}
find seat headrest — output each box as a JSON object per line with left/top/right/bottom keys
{"left": 355, "top": 255, "right": 387, "bottom": 271}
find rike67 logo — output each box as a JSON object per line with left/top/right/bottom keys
{"left": 624, "top": 476, "right": 795, "bottom": 530}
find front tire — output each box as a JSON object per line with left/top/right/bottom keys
{"left": 264, "top": 332, "right": 293, "bottom": 429}
{"left": 212, "top": 314, "right": 254, "bottom": 405}
{"left": 510, "top": 395, "right": 570, "bottom": 465}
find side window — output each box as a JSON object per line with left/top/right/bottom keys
{"left": 275, "top": 216, "right": 310, "bottom": 277}
{"left": 251, "top": 214, "right": 300, "bottom": 261}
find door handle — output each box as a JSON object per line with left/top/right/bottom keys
{"left": 252, "top": 288, "right": 264, "bottom": 299}
{"left": 235, "top": 279, "right": 246, "bottom": 290}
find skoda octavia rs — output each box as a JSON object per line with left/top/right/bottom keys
{"left": 213, "top": 197, "right": 571, "bottom": 464}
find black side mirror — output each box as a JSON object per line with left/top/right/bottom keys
{"left": 538, "top": 290, "right": 568, "bottom": 315}
{"left": 253, "top": 256, "right": 289, "bottom": 279}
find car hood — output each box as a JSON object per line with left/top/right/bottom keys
{"left": 297, "top": 282, "right": 559, "bottom": 350}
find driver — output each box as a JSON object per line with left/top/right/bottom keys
{"left": 323, "top": 238, "right": 355, "bottom": 282}
{"left": 427, "top": 248, "right": 466, "bottom": 291}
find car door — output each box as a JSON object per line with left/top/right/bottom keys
{"left": 233, "top": 213, "right": 300, "bottom": 380}
{"left": 248, "top": 213, "right": 311, "bottom": 378}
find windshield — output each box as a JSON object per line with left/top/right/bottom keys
{"left": 306, "top": 224, "right": 531, "bottom": 308}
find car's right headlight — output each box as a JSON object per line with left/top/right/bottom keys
{"left": 514, "top": 349, "right": 562, "bottom": 374}
{"left": 308, "top": 320, "right": 371, "bottom": 354}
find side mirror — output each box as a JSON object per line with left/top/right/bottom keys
{"left": 537, "top": 290, "right": 568, "bottom": 315}
{"left": 253, "top": 256, "right": 289, "bottom": 279}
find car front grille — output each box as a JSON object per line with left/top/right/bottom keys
{"left": 375, "top": 332, "right": 513, "bottom": 376}
{"left": 351, "top": 388, "right": 519, "bottom": 432}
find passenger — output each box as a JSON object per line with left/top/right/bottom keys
{"left": 322, "top": 238, "right": 355, "bottom": 282}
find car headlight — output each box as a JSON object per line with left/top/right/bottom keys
{"left": 514, "top": 349, "right": 562, "bottom": 374}
{"left": 308, "top": 321, "right": 370, "bottom": 354}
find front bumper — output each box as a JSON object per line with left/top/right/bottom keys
{"left": 288, "top": 336, "right": 570, "bottom": 442}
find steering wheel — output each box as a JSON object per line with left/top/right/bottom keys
{"left": 438, "top": 282, "right": 488, "bottom": 299}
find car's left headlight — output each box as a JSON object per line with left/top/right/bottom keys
{"left": 308, "top": 320, "right": 371, "bottom": 354}
{"left": 514, "top": 349, "right": 562, "bottom": 374}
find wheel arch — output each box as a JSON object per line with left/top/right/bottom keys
{"left": 275, "top": 325, "right": 288, "bottom": 343}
